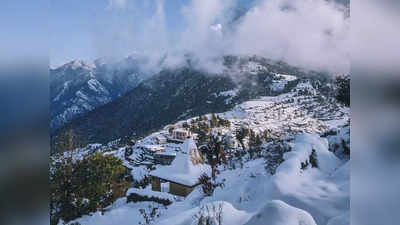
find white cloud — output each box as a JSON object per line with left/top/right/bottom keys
{"left": 100, "top": 0, "right": 350, "bottom": 74}
{"left": 231, "top": 0, "right": 350, "bottom": 73}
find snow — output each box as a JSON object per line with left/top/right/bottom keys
{"left": 157, "top": 201, "right": 251, "bottom": 225}
{"left": 241, "top": 61, "right": 268, "bottom": 74}
{"left": 150, "top": 138, "right": 211, "bottom": 186}
{"left": 75, "top": 90, "right": 89, "bottom": 101}
{"left": 214, "top": 89, "right": 239, "bottom": 104}
{"left": 70, "top": 200, "right": 164, "bottom": 225}
{"left": 326, "top": 212, "right": 350, "bottom": 225}
{"left": 244, "top": 200, "right": 317, "bottom": 225}
{"left": 87, "top": 78, "right": 109, "bottom": 94}
{"left": 63, "top": 132, "right": 349, "bottom": 225}
{"left": 277, "top": 74, "right": 297, "bottom": 81}
{"left": 270, "top": 73, "right": 298, "bottom": 92}
{"left": 127, "top": 188, "right": 176, "bottom": 202}
{"left": 53, "top": 80, "right": 71, "bottom": 102}
{"left": 60, "top": 79, "right": 350, "bottom": 225}
{"left": 155, "top": 151, "right": 177, "bottom": 156}
{"left": 139, "top": 144, "right": 164, "bottom": 152}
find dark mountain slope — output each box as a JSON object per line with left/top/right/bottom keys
{"left": 51, "top": 56, "right": 334, "bottom": 153}
{"left": 51, "top": 68, "right": 237, "bottom": 152}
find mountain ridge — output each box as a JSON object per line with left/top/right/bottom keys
{"left": 51, "top": 55, "right": 336, "bottom": 153}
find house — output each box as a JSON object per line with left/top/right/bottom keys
{"left": 171, "top": 128, "right": 190, "bottom": 141}
{"left": 154, "top": 135, "right": 167, "bottom": 145}
{"left": 140, "top": 145, "right": 164, "bottom": 153}
{"left": 150, "top": 138, "right": 211, "bottom": 197}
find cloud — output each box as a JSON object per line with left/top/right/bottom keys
{"left": 99, "top": 0, "right": 350, "bottom": 74}
{"left": 231, "top": 0, "right": 350, "bottom": 73}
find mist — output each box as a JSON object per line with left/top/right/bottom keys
{"left": 98, "top": 0, "right": 350, "bottom": 74}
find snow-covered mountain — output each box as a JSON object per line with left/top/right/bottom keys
{"left": 51, "top": 76, "right": 350, "bottom": 225}
{"left": 50, "top": 55, "right": 149, "bottom": 131}
{"left": 51, "top": 56, "right": 335, "bottom": 153}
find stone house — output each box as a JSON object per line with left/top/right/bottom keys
{"left": 171, "top": 128, "right": 191, "bottom": 141}
{"left": 150, "top": 138, "right": 211, "bottom": 197}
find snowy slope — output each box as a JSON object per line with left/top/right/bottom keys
{"left": 50, "top": 56, "right": 148, "bottom": 131}
{"left": 60, "top": 133, "right": 349, "bottom": 225}
{"left": 54, "top": 77, "right": 350, "bottom": 225}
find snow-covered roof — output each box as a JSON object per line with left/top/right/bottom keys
{"left": 150, "top": 138, "right": 211, "bottom": 186}
{"left": 155, "top": 151, "right": 177, "bottom": 156}
{"left": 155, "top": 135, "right": 167, "bottom": 140}
{"left": 140, "top": 144, "right": 164, "bottom": 152}
{"left": 173, "top": 128, "right": 188, "bottom": 133}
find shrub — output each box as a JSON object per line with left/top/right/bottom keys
{"left": 198, "top": 173, "right": 215, "bottom": 196}
{"left": 235, "top": 126, "right": 249, "bottom": 150}
{"left": 138, "top": 204, "right": 163, "bottom": 225}
{"left": 335, "top": 75, "right": 350, "bottom": 106}
{"left": 198, "top": 173, "right": 224, "bottom": 196}
{"left": 342, "top": 140, "right": 350, "bottom": 155}
{"left": 309, "top": 149, "right": 319, "bottom": 168}
{"left": 192, "top": 203, "right": 224, "bottom": 225}
{"left": 301, "top": 150, "right": 319, "bottom": 170}
{"left": 50, "top": 153, "right": 129, "bottom": 225}
{"left": 126, "top": 193, "right": 172, "bottom": 206}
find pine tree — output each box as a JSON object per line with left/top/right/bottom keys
{"left": 335, "top": 75, "right": 350, "bottom": 106}
{"left": 50, "top": 153, "right": 128, "bottom": 225}
{"left": 248, "top": 129, "right": 257, "bottom": 149}
{"left": 309, "top": 149, "right": 319, "bottom": 168}
{"left": 235, "top": 126, "right": 249, "bottom": 150}
{"left": 210, "top": 113, "right": 218, "bottom": 128}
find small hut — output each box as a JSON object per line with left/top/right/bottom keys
{"left": 154, "top": 135, "right": 167, "bottom": 145}
{"left": 172, "top": 128, "right": 190, "bottom": 141}
{"left": 150, "top": 138, "right": 211, "bottom": 197}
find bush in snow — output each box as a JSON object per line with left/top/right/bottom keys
{"left": 199, "top": 173, "right": 216, "bottom": 196}
{"left": 192, "top": 203, "right": 224, "bottom": 225}
{"left": 235, "top": 126, "right": 249, "bottom": 150}
{"left": 300, "top": 149, "right": 319, "bottom": 170}
{"left": 309, "top": 149, "right": 319, "bottom": 168}
{"left": 50, "top": 153, "right": 129, "bottom": 225}
{"left": 263, "top": 141, "right": 292, "bottom": 174}
{"left": 138, "top": 204, "right": 162, "bottom": 225}
{"left": 127, "top": 193, "right": 172, "bottom": 206}
{"left": 342, "top": 140, "right": 350, "bottom": 155}
{"left": 198, "top": 173, "right": 224, "bottom": 197}
{"left": 335, "top": 75, "right": 350, "bottom": 107}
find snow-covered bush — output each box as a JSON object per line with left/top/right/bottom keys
{"left": 263, "top": 141, "right": 292, "bottom": 174}
{"left": 127, "top": 193, "right": 172, "bottom": 206}
{"left": 138, "top": 204, "right": 163, "bottom": 225}
{"left": 50, "top": 153, "right": 129, "bottom": 225}
{"left": 192, "top": 203, "right": 224, "bottom": 225}
{"left": 198, "top": 173, "right": 224, "bottom": 197}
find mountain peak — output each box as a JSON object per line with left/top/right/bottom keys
{"left": 61, "top": 59, "right": 96, "bottom": 71}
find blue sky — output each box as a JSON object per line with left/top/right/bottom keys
{"left": 50, "top": 0, "right": 191, "bottom": 67}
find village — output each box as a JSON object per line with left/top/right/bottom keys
{"left": 51, "top": 79, "right": 350, "bottom": 225}
{"left": 121, "top": 81, "right": 349, "bottom": 198}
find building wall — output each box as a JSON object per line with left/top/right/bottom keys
{"left": 169, "top": 181, "right": 196, "bottom": 197}
{"left": 152, "top": 176, "right": 197, "bottom": 197}
{"left": 154, "top": 154, "right": 176, "bottom": 165}
{"left": 151, "top": 177, "right": 161, "bottom": 192}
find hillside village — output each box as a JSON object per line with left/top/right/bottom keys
{"left": 51, "top": 77, "right": 350, "bottom": 225}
